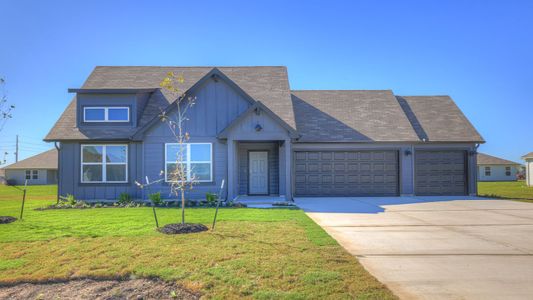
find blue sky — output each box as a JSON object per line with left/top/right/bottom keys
{"left": 1, "top": 0, "right": 532, "bottom": 165}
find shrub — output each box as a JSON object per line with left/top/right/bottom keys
{"left": 205, "top": 192, "right": 217, "bottom": 205}
{"left": 149, "top": 192, "right": 163, "bottom": 206}
{"left": 117, "top": 192, "right": 132, "bottom": 205}
{"left": 59, "top": 194, "right": 76, "bottom": 206}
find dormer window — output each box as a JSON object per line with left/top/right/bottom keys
{"left": 83, "top": 107, "right": 129, "bottom": 122}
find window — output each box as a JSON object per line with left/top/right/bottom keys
{"left": 505, "top": 166, "right": 511, "bottom": 176}
{"left": 81, "top": 145, "right": 128, "bottom": 183}
{"left": 165, "top": 143, "right": 212, "bottom": 182}
{"left": 25, "top": 170, "right": 38, "bottom": 180}
{"left": 485, "top": 166, "right": 491, "bottom": 176}
{"left": 83, "top": 107, "right": 129, "bottom": 122}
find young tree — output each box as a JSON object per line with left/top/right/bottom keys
{"left": 159, "top": 72, "right": 197, "bottom": 224}
{"left": 0, "top": 77, "right": 14, "bottom": 133}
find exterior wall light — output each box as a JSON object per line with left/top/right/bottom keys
{"left": 404, "top": 149, "right": 412, "bottom": 156}
{"left": 255, "top": 124, "right": 263, "bottom": 132}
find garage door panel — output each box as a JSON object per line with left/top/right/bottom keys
{"left": 415, "top": 150, "right": 467, "bottom": 196}
{"left": 294, "top": 150, "right": 399, "bottom": 196}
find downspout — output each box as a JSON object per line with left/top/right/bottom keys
{"left": 54, "top": 142, "right": 61, "bottom": 204}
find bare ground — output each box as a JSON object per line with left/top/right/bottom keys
{"left": 0, "top": 278, "right": 200, "bottom": 300}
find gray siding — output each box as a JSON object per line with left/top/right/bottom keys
{"left": 4, "top": 169, "right": 52, "bottom": 185}
{"left": 77, "top": 93, "right": 139, "bottom": 127}
{"left": 141, "top": 78, "right": 251, "bottom": 200}
{"left": 237, "top": 143, "right": 280, "bottom": 195}
{"left": 478, "top": 165, "right": 519, "bottom": 181}
{"left": 58, "top": 142, "right": 142, "bottom": 201}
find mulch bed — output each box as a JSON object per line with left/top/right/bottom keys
{"left": 0, "top": 278, "right": 199, "bottom": 300}
{"left": 0, "top": 216, "right": 17, "bottom": 224}
{"left": 158, "top": 223, "right": 209, "bottom": 234}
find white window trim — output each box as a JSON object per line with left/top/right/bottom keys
{"left": 164, "top": 143, "right": 213, "bottom": 183}
{"left": 81, "top": 144, "right": 128, "bottom": 183}
{"left": 25, "top": 170, "right": 38, "bottom": 180}
{"left": 83, "top": 107, "right": 130, "bottom": 123}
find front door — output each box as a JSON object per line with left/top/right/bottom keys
{"left": 249, "top": 151, "right": 269, "bottom": 195}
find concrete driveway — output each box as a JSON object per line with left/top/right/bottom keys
{"left": 295, "top": 196, "right": 533, "bottom": 300}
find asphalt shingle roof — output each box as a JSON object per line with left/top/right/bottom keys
{"left": 396, "top": 96, "right": 484, "bottom": 142}
{"left": 46, "top": 66, "right": 294, "bottom": 141}
{"left": 522, "top": 152, "right": 533, "bottom": 159}
{"left": 291, "top": 90, "right": 419, "bottom": 142}
{"left": 477, "top": 153, "right": 521, "bottom": 165}
{"left": 45, "top": 66, "right": 484, "bottom": 143}
{"left": 1, "top": 149, "right": 57, "bottom": 170}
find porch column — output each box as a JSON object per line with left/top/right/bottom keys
{"left": 227, "top": 139, "right": 237, "bottom": 201}
{"left": 284, "top": 138, "right": 292, "bottom": 201}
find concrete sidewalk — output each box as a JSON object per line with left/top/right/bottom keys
{"left": 295, "top": 196, "right": 533, "bottom": 300}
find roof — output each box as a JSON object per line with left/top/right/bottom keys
{"left": 46, "top": 66, "right": 484, "bottom": 143}
{"left": 396, "top": 96, "right": 484, "bottom": 143}
{"left": 291, "top": 90, "right": 419, "bottom": 142}
{"left": 522, "top": 152, "right": 533, "bottom": 159}
{"left": 477, "top": 153, "right": 521, "bottom": 165}
{"left": 1, "top": 149, "right": 57, "bottom": 170}
{"left": 46, "top": 66, "right": 294, "bottom": 141}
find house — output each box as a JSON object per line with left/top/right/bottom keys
{"left": 44, "top": 66, "right": 484, "bottom": 201}
{"left": 476, "top": 152, "right": 521, "bottom": 181}
{"left": 523, "top": 152, "right": 533, "bottom": 186}
{"left": 0, "top": 149, "right": 58, "bottom": 185}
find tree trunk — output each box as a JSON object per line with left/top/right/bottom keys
{"left": 181, "top": 189, "right": 185, "bottom": 224}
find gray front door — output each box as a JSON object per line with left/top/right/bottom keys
{"left": 294, "top": 150, "right": 399, "bottom": 196}
{"left": 249, "top": 151, "right": 269, "bottom": 195}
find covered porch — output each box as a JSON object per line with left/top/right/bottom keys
{"left": 227, "top": 139, "right": 292, "bottom": 201}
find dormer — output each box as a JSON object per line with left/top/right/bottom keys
{"left": 69, "top": 88, "right": 155, "bottom": 128}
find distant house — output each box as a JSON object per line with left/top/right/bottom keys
{"left": 523, "top": 152, "right": 533, "bottom": 187}
{"left": 1, "top": 149, "right": 58, "bottom": 185}
{"left": 477, "top": 153, "right": 521, "bottom": 182}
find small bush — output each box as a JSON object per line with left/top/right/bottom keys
{"left": 117, "top": 193, "right": 132, "bottom": 205}
{"left": 149, "top": 192, "right": 163, "bottom": 206}
{"left": 59, "top": 194, "right": 76, "bottom": 206}
{"left": 205, "top": 192, "right": 217, "bottom": 205}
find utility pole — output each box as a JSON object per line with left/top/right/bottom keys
{"left": 15, "top": 134, "right": 18, "bottom": 162}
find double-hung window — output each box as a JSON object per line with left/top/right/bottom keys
{"left": 81, "top": 145, "right": 128, "bottom": 183}
{"left": 83, "top": 107, "right": 129, "bottom": 122}
{"left": 485, "top": 166, "right": 491, "bottom": 176}
{"left": 505, "top": 166, "right": 511, "bottom": 176}
{"left": 165, "top": 143, "right": 212, "bottom": 182}
{"left": 25, "top": 170, "right": 38, "bottom": 180}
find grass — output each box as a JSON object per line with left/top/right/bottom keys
{"left": 0, "top": 185, "right": 395, "bottom": 299}
{"left": 478, "top": 181, "right": 533, "bottom": 202}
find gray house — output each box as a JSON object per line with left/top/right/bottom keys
{"left": 477, "top": 152, "right": 521, "bottom": 182}
{"left": 44, "top": 66, "right": 484, "bottom": 201}
{"left": 1, "top": 149, "right": 58, "bottom": 185}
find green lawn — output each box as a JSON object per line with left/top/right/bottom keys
{"left": 0, "top": 185, "right": 395, "bottom": 299}
{"left": 478, "top": 181, "right": 533, "bottom": 202}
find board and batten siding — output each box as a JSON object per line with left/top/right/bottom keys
{"left": 58, "top": 142, "right": 143, "bottom": 201}
{"left": 141, "top": 78, "right": 252, "bottom": 200}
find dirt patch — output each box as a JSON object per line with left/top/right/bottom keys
{"left": 0, "top": 216, "right": 17, "bottom": 224}
{"left": 158, "top": 223, "right": 209, "bottom": 234}
{"left": 0, "top": 278, "right": 199, "bottom": 300}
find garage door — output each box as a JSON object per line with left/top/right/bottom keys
{"left": 415, "top": 150, "right": 467, "bottom": 196}
{"left": 294, "top": 150, "right": 399, "bottom": 196}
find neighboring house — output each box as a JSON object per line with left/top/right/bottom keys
{"left": 0, "top": 149, "right": 58, "bottom": 185}
{"left": 476, "top": 153, "right": 521, "bottom": 181}
{"left": 523, "top": 152, "right": 533, "bottom": 186}
{"left": 44, "top": 66, "right": 484, "bottom": 201}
